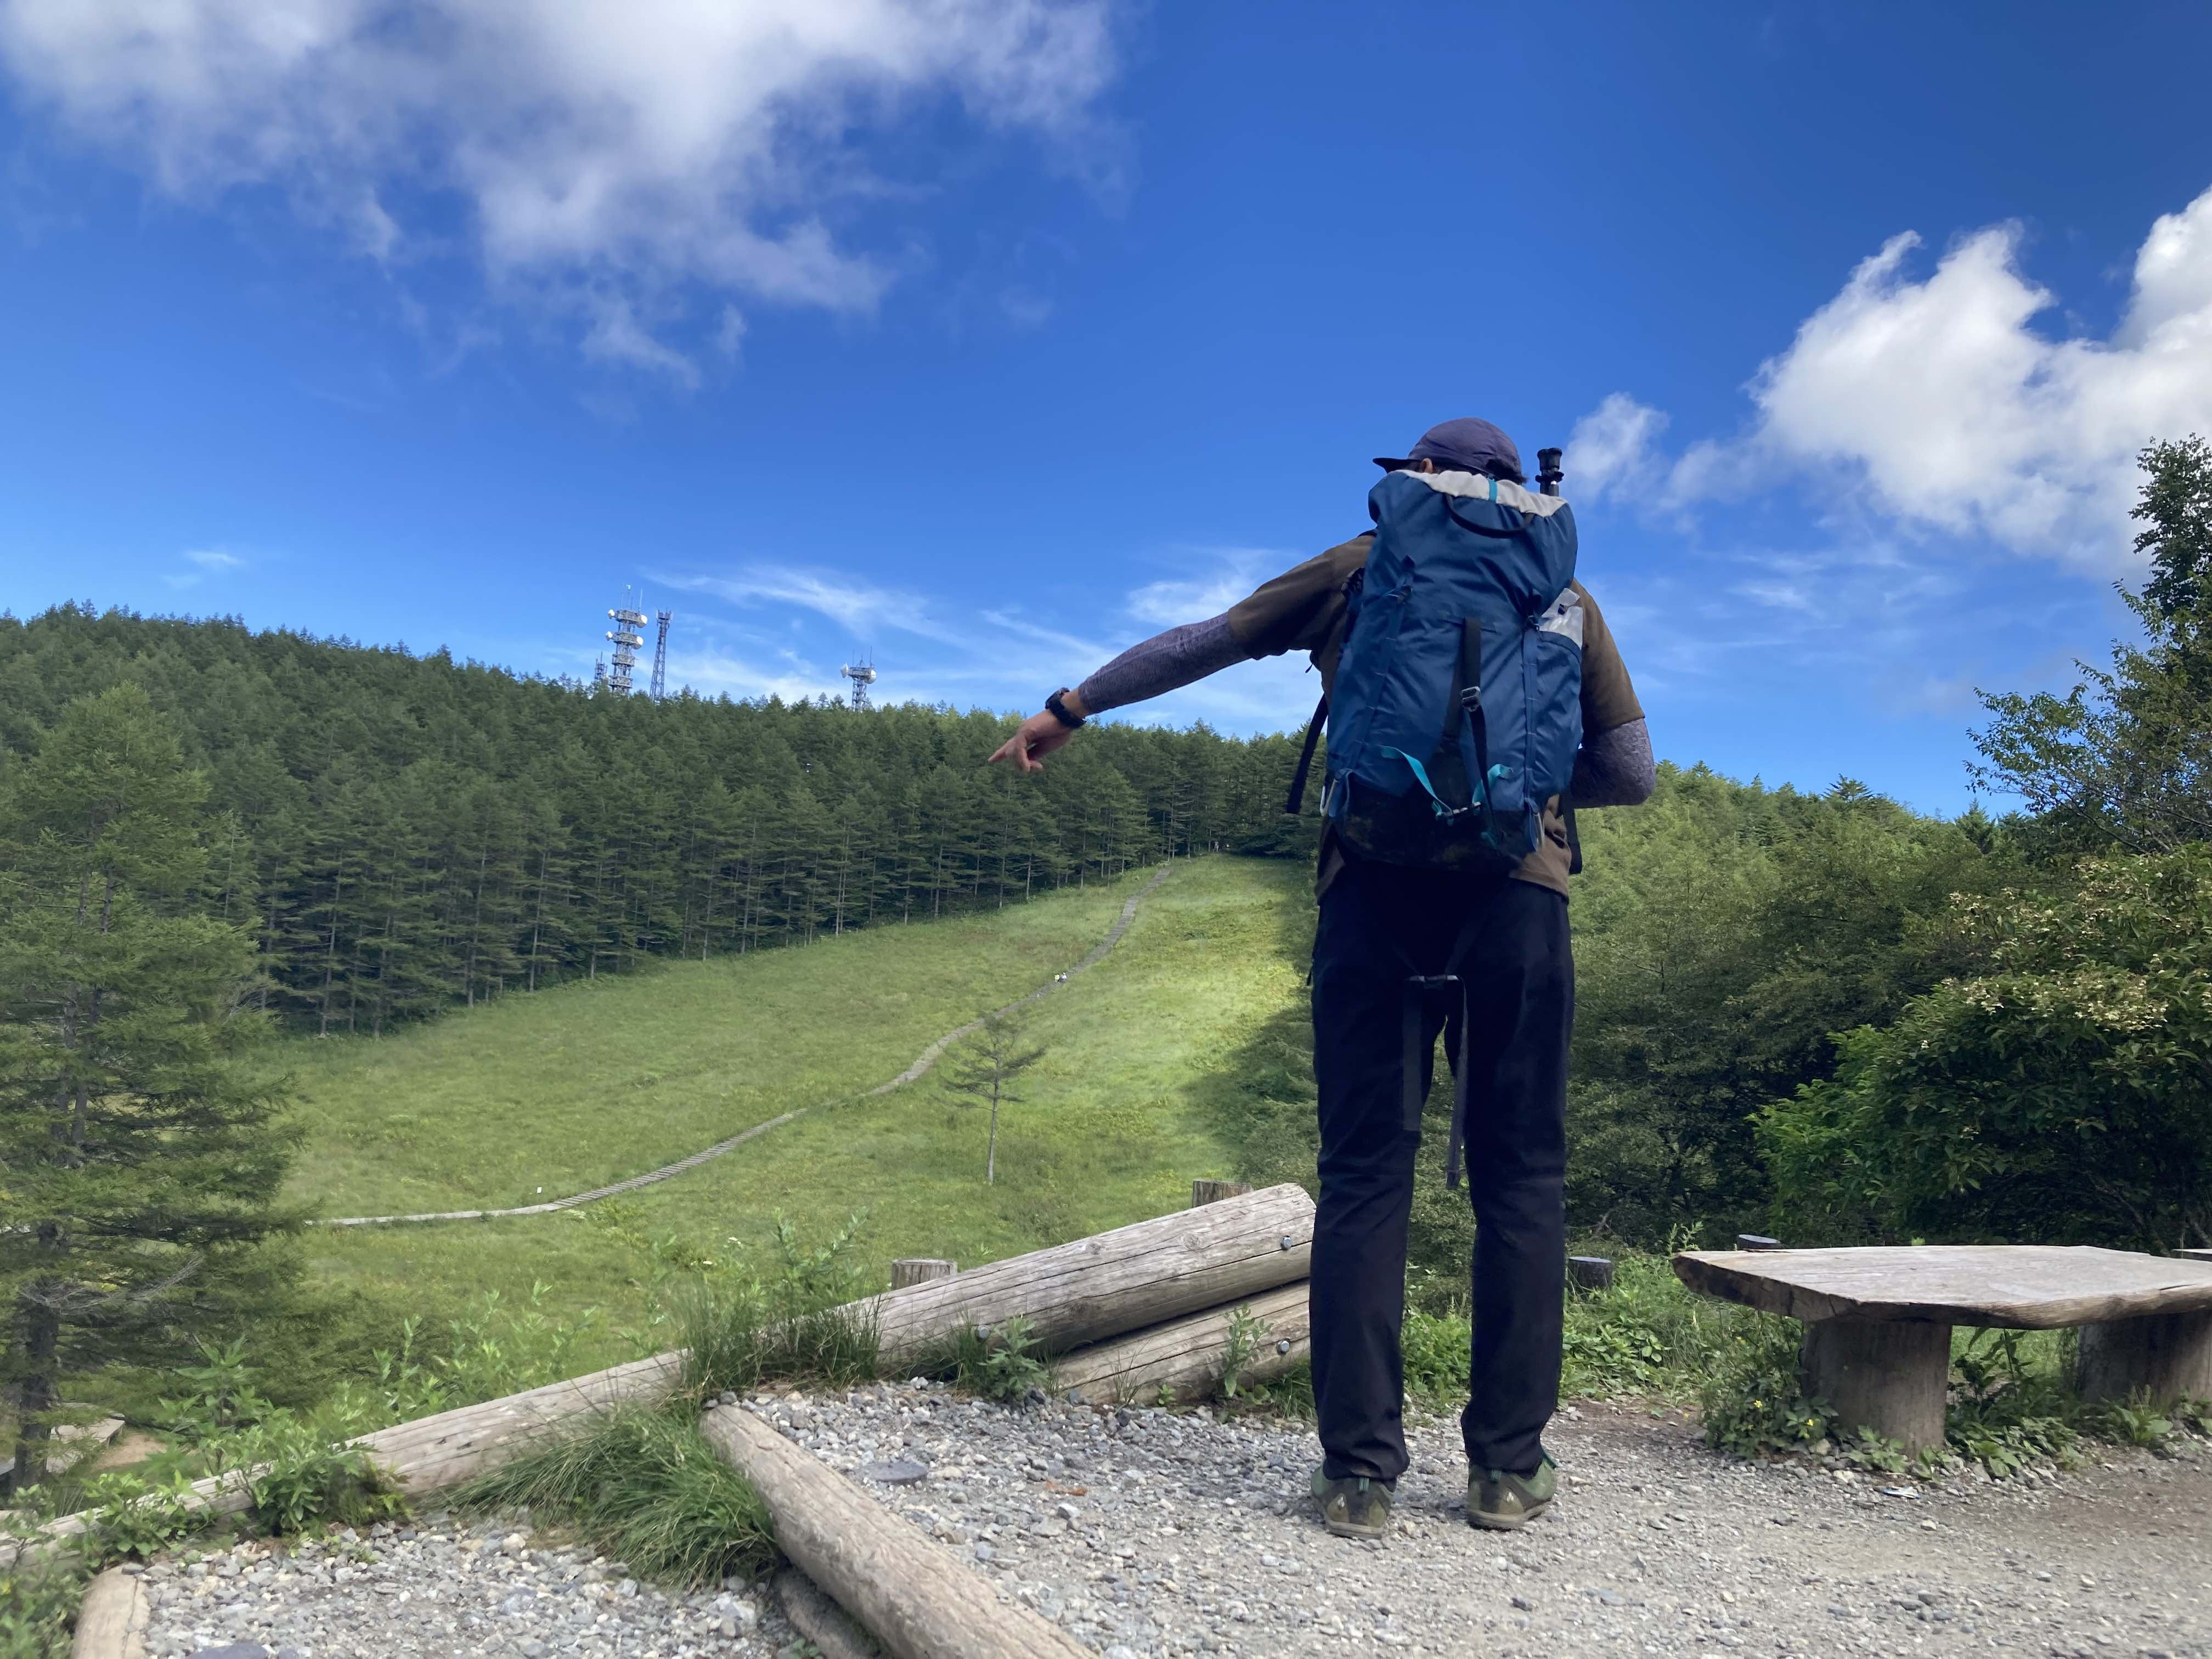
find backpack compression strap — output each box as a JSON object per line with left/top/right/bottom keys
{"left": 1283, "top": 692, "right": 1328, "bottom": 816}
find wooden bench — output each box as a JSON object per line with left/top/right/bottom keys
{"left": 1673, "top": 1245, "right": 2212, "bottom": 1452}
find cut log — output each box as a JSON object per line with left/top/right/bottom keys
{"left": 1801, "top": 1318, "right": 1950, "bottom": 1454}
{"left": 889, "top": 1259, "right": 957, "bottom": 1290}
{"left": 2075, "top": 1311, "right": 2212, "bottom": 1407}
{"left": 862, "top": 1183, "right": 1314, "bottom": 1370}
{"left": 71, "top": 1565, "right": 148, "bottom": 1659}
{"left": 1054, "top": 1283, "right": 1310, "bottom": 1406}
{"left": 701, "top": 1405, "right": 1089, "bottom": 1659}
{"left": 776, "top": 1567, "right": 884, "bottom": 1659}
{"left": 1190, "top": 1180, "right": 1252, "bottom": 1208}
{"left": 358, "top": 1351, "right": 684, "bottom": 1496}
{"left": 1567, "top": 1257, "right": 1615, "bottom": 1293}
{"left": 2179, "top": 1248, "right": 2212, "bottom": 1263}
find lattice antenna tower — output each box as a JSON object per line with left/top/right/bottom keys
{"left": 650, "top": 609, "right": 674, "bottom": 701}
{"left": 841, "top": 658, "right": 877, "bottom": 711}
{"left": 603, "top": 588, "right": 648, "bottom": 696}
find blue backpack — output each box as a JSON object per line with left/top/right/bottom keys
{"left": 1321, "top": 468, "right": 1583, "bottom": 875}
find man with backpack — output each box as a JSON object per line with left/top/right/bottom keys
{"left": 989, "top": 417, "right": 1654, "bottom": 1537}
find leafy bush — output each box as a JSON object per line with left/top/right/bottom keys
{"left": 1761, "top": 849, "right": 2212, "bottom": 1251}
{"left": 956, "top": 1315, "right": 1050, "bottom": 1405}
{"left": 1697, "top": 1316, "right": 1833, "bottom": 1459}
{"left": 0, "top": 1549, "right": 86, "bottom": 1659}
{"left": 232, "top": 1416, "right": 397, "bottom": 1536}
{"left": 1219, "top": 1305, "right": 1272, "bottom": 1401}
{"left": 454, "top": 1407, "right": 773, "bottom": 1588}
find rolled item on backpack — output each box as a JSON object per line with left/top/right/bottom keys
{"left": 1052, "top": 1280, "right": 1311, "bottom": 1406}
{"left": 863, "top": 1182, "right": 1316, "bottom": 1371}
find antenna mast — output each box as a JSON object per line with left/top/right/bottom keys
{"left": 841, "top": 659, "right": 877, "bottom": 711}
{"left": 603, "top": 590, "right": 647, "bottom": 695}
{"left": 650, "top": 609, "right": 674, "bottom": 700}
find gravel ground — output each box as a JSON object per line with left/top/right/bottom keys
{"left": 134, "top": 1386, "right": 2211, "bottom": 1659}
{"left": 134, "top": 1516, "right": 800, "bottom": 1659}
{"left": 757, "top": 1381, "right": 2210, "bottom": 1659}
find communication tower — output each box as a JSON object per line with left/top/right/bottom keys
{"left": 841, "top": 660, "right": 877, "bottom": 711}
{"left": 650, "top": 610, "right": 674, "bottom": 701}
{"left": 603, "top": 590, "right": 647, "bottom": 695}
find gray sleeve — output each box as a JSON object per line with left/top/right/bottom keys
{"left": 1570, "top": 717, "right": 1656, "bottom": 807}
{"left": 1075, "top": 613, "right": 1249, "bottom": 716}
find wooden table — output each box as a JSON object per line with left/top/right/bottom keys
{"left": 1673, "top": 1246, "right": 2212, "bottom": 1452}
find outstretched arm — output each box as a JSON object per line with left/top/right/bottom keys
{"left": 989, "top": 613, "right": 1248, "bottom": 772}
{"left": 1571, "top": 717, "right": 1655, "bottom": 806}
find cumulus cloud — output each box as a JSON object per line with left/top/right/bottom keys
{"left": 0, "top": 0, "right": 1118, "bottom": 363}
{"left": 1566, "top": 392, "right": 1670, "bottom": 501}
{"left": 1572, "top": 183, "right": 2212, "bottom": 571}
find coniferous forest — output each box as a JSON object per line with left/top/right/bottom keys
{"left": 0, "top": 604, "right": 1308, "bottom": 1035}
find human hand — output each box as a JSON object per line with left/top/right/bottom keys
{"left": 989, "top": 709, "right": 1078, "bottom": 773}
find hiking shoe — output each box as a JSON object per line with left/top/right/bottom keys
{"left": 1311, "top": 1467, "right": 1395, "bottom": 1539}
{"left": 1467, "top": 1457, "right": 1558, "bottom": 1530}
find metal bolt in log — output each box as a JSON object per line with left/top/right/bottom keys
{"left": 701, "top": 1404, "right": 1089, "bottom": 1659}
{"left": 890, "top": 1259, "right": 957, "bottom": 1290}
{"left": 1567, "top": 1256, "right": 1615, "bottom": 1292}
{"left": 1191, "top": 1179, "right": 1252, "bottom": 1208}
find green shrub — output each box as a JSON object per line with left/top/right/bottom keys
{"left": 956, "top": 1315, "right": 1050, "bottom": 1404}
{"left": 0, "top": 1549, "right": 87, "bottom": 1659}
{"left": 1760, "top": 850, "right": 2212, "bottom": 1251}
{"left": 454, "top": 1407, "right": 774, "bottom": 1588}
{"left": 1219, "top": 1305, "right": 1272, "bottom": 1401}
{"left": 1698, "top": 1316, "right": 1833, "bottom": 1459}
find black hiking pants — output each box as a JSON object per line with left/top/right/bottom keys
{"left": 1308, "top": 856, "right": 1572, "bottom": 1482}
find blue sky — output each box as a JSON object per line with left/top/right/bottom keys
{"left": 5, "top": 2, "right": 2212, "bottom": 815}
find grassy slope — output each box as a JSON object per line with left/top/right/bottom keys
{"left": 294, "top": 856, "right": 1312, "bottom": 1362}
{"left": 282, "top": 874, "right": 1144, "bottom": 1216}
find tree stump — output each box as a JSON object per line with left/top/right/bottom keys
{"left": 889, "top": 1259, "right": 957, "bottom": 1290}
{"left": 1800, "top": 1318, "right": 1950, "bottom": 1453}
{"left": 2075, "top": 1311, "right": 2212, "bottom": 1406}
{"left": 1191, "top": 1180, "right": 1253, "bottom": 1208}
{"left": 1736, "top": 1234, "right": 1782, "bottom": 1251}
{"left": 1566, "top": 1256, "right": 1615, "bottom": 1293}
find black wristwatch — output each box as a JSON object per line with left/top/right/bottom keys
{"left": 1045, "top": 688, "right": 1087, "bottom": 729}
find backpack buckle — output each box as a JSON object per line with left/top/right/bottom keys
{"left": 1458, "top": 684, "right": 1481, "bottom": 712}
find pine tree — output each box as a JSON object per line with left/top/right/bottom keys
{"left": 941, "top": 1013, "right": 1045, "bottom": 1185}
{"left": 0, "top": 686, "right": 297, "bottom": 1494}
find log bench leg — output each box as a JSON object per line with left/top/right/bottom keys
{"left": 2075, "top": 1311, "right": 2212, "bottom": 1407}
{"left": 1801, "top": 1318, "right": 1950, "bottom": 1454}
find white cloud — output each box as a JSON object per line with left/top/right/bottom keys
{"left": 0, "top": 0, "right": 1119, "bottom": 366}
{"left": 1125, "top": 550, "right": 1273, "bottom": 626}
{"left": 166, "top": 546, "right": 244, "bottom": 588}
{"left": 1572, "top": 182, "right": 2212, "bottom": 571}
{"left": 665, "top": 566, "right": 961, "bottom": 645}
{"left": 1566, "top": 392, "right": 1669, "bottom": 501}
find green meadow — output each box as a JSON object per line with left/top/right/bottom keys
{"left": 287, "top": 856, "right": 1314, "bottom": 1365}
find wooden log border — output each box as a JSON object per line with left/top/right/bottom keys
{"left": 702, "top": 1405, "right": 1088, "bottom": 1659}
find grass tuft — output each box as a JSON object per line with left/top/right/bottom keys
{"left": 454, "top": 1406, "right": 774, "bottom": 1589}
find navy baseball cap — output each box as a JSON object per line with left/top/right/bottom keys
{"left": 1373, "top": 417, "right": 1525, "bottom": 483}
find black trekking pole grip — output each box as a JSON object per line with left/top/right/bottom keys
{"left": 1537, "top": 447, "right": 1564, "bottom": 498}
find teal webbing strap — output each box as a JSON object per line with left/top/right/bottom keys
{"left": 1380, "top": 747, "right": 1462, "bottom": 819}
